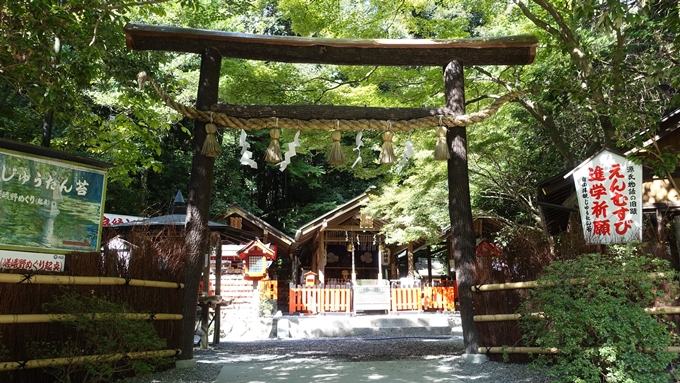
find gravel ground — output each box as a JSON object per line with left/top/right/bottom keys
{"left": 119, "top": 337, "right": 552, "bottom": 383}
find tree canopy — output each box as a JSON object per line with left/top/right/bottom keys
{"left": 1, "top": 0, "right": 678, "bottom": 239}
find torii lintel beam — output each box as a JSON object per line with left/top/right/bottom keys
{"left": 125, "top": 23, "right": 537, "bottom": 67}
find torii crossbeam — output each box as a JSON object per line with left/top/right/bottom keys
{"left": 124, "top": 22, "right": 537, "bottom": 361}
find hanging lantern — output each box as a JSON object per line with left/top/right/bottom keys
{"left": 329, "top": 129, "right": 345, "bottom": 165}
{"left": 360, "top": 213, "right": 373, "bottom": 229}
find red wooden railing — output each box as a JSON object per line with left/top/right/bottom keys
{"left": 422, "top": 286, "right": 457, "bottom": 311}
{"left": 289, "top": 284, "right": 352, "bottom": 313}
{"left": 287, "top": 282, "right": 458, "bottom": 314}
{"left": 391, "top": 287, "right": 422, "bottom": 311}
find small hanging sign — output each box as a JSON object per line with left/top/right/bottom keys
{"left": 570, "top": 149, "right": 642, "bottom": 244}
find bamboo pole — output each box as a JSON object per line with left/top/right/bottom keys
{"left": 0, "top": 273, "right": 184, "bottom": 289}
{"left": 0, "top": 313, "right": 182, "bottom": 324}
{"left": 473, "top": 313, "right": 520, "bottom": 322}
{"left": 479, "top": 346, "right": 680, "bottom": 354}
{"left": 472, "top": 273, "right": 669, "bottom": 292}
{"left": 0, "top": 349, "right": 181, "bottom": 372}
{"left": 474, "top": 307, "right": 680, "bottom": 322}
{"left": 644, "top": 307, "right": 680, "bottom": 315}
{"left": 478, "top": 347, "right": 560, "bottom": 354}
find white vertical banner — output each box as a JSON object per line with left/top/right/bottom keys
{"left": 572, "top": 149, "right": 643, "bottom": 244}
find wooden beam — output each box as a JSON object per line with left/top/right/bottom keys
{"left": 325, "top": 225, "right": 380, "bottom": 232}
{"left": 125, "top": 23, "right": 537, "bottom": 67}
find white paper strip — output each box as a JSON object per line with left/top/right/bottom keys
{"left": 398, "top": 139, "right": 415, "bottom": 167}
{"left": 239, "top": 129, "right": 258, "bottom": 169}
{"left": 351, "top": 131, "right": 364, "bottom": 168}
{"left": 279, "top": 130, "right": 301, "bottom": 171}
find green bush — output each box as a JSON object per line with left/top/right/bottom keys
{"left": 517, "top": 245, "right": 678, "bottom": 383}
{"left": 260, "top": 296, "right": 274, "bottom": 317}
{"left": 31, "top": 289, "right": 172, "bottom": 383}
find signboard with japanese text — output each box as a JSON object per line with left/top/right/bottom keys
{"left": 102, "top": 213, "right": 142, "bottom": 227}
{"left": 0, "top": 250, "right": 65, "bottom": 272}
{"left": 0, "top": 148, "right": 107, "bottom": 254}
{"left": 572, "top": 149, "right": 642, "bottom": 244}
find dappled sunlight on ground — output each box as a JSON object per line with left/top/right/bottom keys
{"left": 214, "top": 357, "right": 480, "bottom": 382}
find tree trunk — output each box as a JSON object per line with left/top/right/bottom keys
{"left": 42, "top": 109, "right": 53, "bottom": 148}
{"left": 178, "top": 47, "right": 222, "bottom": 361}
{"left": 444, "top": 60, "right": 480, "bottom": 354}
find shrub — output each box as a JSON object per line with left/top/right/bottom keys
{"left": 31, "top": 289, "right": 172, "bottom": 383}
{"left": 260, "top": 296, "right": 274, "bottom": 317}
{"left": 517, "top": 245, "right": 678, "bottom": 383}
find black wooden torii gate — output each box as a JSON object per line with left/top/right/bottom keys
{"left": 124, "top": 23, "right": 537, "bottom": 361}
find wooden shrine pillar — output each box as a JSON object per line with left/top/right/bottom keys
{"left": 426, "top": 245, "right": 432, "bottom": 285}
{"left": 444, "top": 60, "right": 480, "bottom": 354}
{"left": 179, "top": 47, "right": 222, "bottom": 361}
{"left": 390, "top": 246, "right": 397, "bottom": 279}
{"left": 318, "top": 229, "right": 326, "bottom": 284}
{"left": 212, "top": 232, "right": 222, "bottom": 346}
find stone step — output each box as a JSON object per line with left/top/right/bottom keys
{"left": 212, "top": 312, "right": 462, "bottom": 341}
{"left": 275, "top": 313, "right": 462, "bottom": 339}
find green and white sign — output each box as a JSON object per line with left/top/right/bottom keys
{"left": 0, "top": 148, "right": 107, "bottom": 254}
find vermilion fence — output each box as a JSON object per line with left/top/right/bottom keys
{"left": 289, "top": 284, "right": 352, "bottom": 313}
{"left": 288, "top": 282, "right": 458, "bottom": 314}
{"left": 259, "top": 280, "right": 278, "bottom": 300}
{"left": 391, "top": 287, "right": 422, "bottom": 311}
{"left": 422, "top": 285, "right": 458, "bottom": 311}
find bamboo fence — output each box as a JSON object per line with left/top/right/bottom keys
{"left": 0, "top": 349, "right": 181, "bottom": 372}
{"left": 0, "top": 313, "right": 182, "bottom": 324}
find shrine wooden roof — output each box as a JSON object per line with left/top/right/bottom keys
{"left": 125, "top": 23, "right": 537, "bottom": 67}
{"left": 218, "top": 202, "right": 294, "bottom": 257}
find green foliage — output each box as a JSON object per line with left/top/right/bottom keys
{"left": 518, "top": 246, "right": 678, "bottom": 383}
{"left": 4, "top": 0, "right": 679, "bottom": 241}
{"left": 31, "top": 289, "right": 171, "bottom": 383}
{"left": 259, "top": 297, "right": 274, "bottom": 317}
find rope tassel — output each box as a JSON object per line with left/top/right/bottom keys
{"left": 201, "top": 123, "right": 221, "bottom": 157}
{"left": 434, "top": 125, "right": 450, "bottom": 160}
{"left": 329, "top": 129, "right": 345, "bottom": 165}
{"left": 265, "top": 128, "right": 282, "bottom": 163}
{"left": 379, "top": 130, "right": 395, "bottom": 164}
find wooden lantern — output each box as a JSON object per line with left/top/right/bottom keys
{"left": 236, "top": 239, "right": 276, "bottom": 280}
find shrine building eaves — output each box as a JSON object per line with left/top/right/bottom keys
{"left": 124, "top": 23, "right": 537, "bottom": 67}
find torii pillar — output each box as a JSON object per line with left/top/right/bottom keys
{"left": 444, "top": 60, "right": 479, "bottom": 354}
